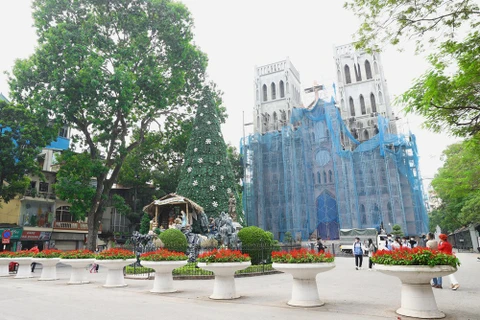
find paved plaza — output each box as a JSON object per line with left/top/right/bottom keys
{"left": 0, "top": 252, "right": 478, "bottom": 320}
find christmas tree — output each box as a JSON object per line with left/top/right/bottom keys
{"left": 176, "top": 87, "right": 242, "bottom": 221}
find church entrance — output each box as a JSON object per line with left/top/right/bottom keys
{"left": 316, "top": 192, "right": 339, "bottom": 240}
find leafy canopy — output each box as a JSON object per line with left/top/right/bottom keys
{"left": 8, "top": 0, "right": 209, "bottom": 250}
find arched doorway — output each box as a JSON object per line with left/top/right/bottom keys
{"left": 316, "top": 192, "right": 339, "bottom": 240}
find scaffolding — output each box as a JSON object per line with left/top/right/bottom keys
{"left": 242, "top": 98, "right": 429, "bottom": 241}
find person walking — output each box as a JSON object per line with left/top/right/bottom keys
{"left": 30, "top": 244, "right": 40, "bottom": 272}
{"left": 438, "top": 234, "right": 460, "bottom": 290}
{"left": 425, "top": 233, "right": 441, "bottom": 288}
{"left": 391, "top": 237, "right": 402, "bottom": 250}
{"left": 316, "top": 238, "right": 325, "bottom": 253}
{"left": 353, "top": 237, "right": 363, "bottom": 270}
{"left": 367, "top": 238, "right": 376, "bottom": 270}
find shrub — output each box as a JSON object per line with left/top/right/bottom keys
{"left": 197, "top": 248, "right": 250, "bottom": 263}
{"left": 60, "top": 250, "right": 95, "bottom": 259}
{"left": 159, "top": 228, "right": 188, "bottom": 253}
{"left": 238, "top": 226, "right": 274, "bottom": 265}
{"left": 140, "top": 249, "right": 187, "bottom": 261}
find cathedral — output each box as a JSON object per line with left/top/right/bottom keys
{"left": 242, "top": 44, "right": 429, "bottom": 241}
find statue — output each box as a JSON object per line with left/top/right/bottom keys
{"left": 182, "top": 225, "right": 201, "bottom": 262}
{"left": 228, "top": 192, "right": 237, "bottom": 222}
{"left": 214, "top": 211, "right": 240, "bottom": 249}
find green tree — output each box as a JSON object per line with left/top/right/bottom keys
{"left": 344, "top": 0, "right": 480, "bottom": 52}
{"left": 401, "top": 32, "right": 480, "bottom": 137}
{"left": 139, "top": 212, "right": 151, "bottom": 235}
{"left": 9, "top": 0, "right": 209, "bottom": 250}
{"left": 0, "top": 100, "right": 57, "bottom": 203}
{"left": 391, "top": 224, "right": 404, "bottom": 237}
{"left": 176, "top": 86, "right": 241, "bottom": 220}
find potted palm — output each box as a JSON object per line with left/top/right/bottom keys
{"left": 271, "top": 248, "right": 335, "bottom": 307}
{"left": 0, "top": 251, "right": 14, "bottom": 277}
{"left": 372, "top": 247, "right": 459, "bottom": 319}
{"left": 94, "top": 248, "right": 136, "bottom": 288}
{"left": 59, "top": 249, "right": 96, "bottom": 284}
{"left": 140, "top": 249, "right": 188, "bottom": 293}
{"left": 33, "top": 249, "right": 62, "bottom": 281}
{"left": 197, "top": 248, "right": 251, "bottom": 299}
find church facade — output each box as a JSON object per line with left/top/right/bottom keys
{"left": 242, "top": 45, "right": 429, "bottom": 241}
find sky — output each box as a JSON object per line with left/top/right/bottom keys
{"left": 0, "top": 0, "right": 460, "bottom": 185}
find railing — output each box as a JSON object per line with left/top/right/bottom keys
{"left": 53, "top": 221, "right": 102, "bottom": 232}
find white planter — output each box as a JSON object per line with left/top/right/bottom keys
{"left": 0, "top": 258, "right": 13, "bottom": 277}
{"left": 95, "top": 259, "right": 136, "bottom": 288}
{"left": 197, "top": 261, "right": 251, "bottom": 300}
{"left": 375, "top": 264, "right": 457, "bottom": 319}
{"left": 14, "top": 257, "right": 34, "bottom": 279}
{"left": 272, "top": 262, "right": 336, "bottom": 307}
{"left": 33, "top": 258, "right": 61, "bottom": 281}
{"left": 60, "top": 259, "right": 95, "bottom": 285}
{"left": 141, "top": 260, "right": 188, "bottom": 293}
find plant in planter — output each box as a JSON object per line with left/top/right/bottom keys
{"left": 59, "top": 250, "right": 96, "bottom": 285}
{"left": 140, "top": 249, "right": 188, "bottom": 293}
{"left": 271, "top": 248, "right": 336, "bottom": 307}
{"left": 197, "top": 249, "right": 251, "bottom": 300}
{"left": 10, "top": 250, "right": 35, "bottom": 279}
{"left": 371, "top": 247, "right": 460, "bottom": 319}
{"left": 33, "top": 249, "right": 63, "bottom": 281}
{"left": 0, "top": 251, "right": 14, "bottom": 277}
{"left": 94, "top": 248, "right": 136, "bottom": 288}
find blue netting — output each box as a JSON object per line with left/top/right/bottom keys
{"left": 242, "top": 98, "right": 429, "bottom": 241}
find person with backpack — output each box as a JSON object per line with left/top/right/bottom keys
{"left": 367, "top": 238, "right": 376, "bottom": 270}
{"left": 316, "top": 237, "right": 325, "bottom": 253}
{"left": 353, "top": 237, "right": 363, "bottom": 270}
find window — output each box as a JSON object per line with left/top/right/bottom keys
{"left": 273, "top": 112, "right": 278, "bottom": 130}
{"left": 374, "top": 61, "right": 379, "bottom": 75}
{"left": 279, "top": 80, "right": 285, "bottom": 98}
{"left": 55, "top": 206, "right": 73, "bottom": 222}
{"left": 370, "top": 93, "right": 377, "bottom": 113}
{"left": 344, "top": 65, "right": 351, "bottom": 84}
{"left": 59, "top": 126, "right": 68, "bottom": 138}
{"left": 328, "top": 170, "right": 333, "bottom": 183}
{"left": 271, "top": 82, "right": 276, "bottom": 100}
{"left": 323, "top": 171, "right": 327, "bottom": 184}
{"left": 317, "top": 172, "right": 321, "bottom": 184}
{"left": 39, "top": 182, "right": 49, "bottom": 192}
{"left": 355, "top": 63, "right": 362, "bottom": 81}
{"left": 349, "top": 97, "right": 355, "bottom": 116}
{"left": 365, "top": 60, "right": 372, "bottom": 79}
{"left": 364, "top": 129, "right": 369, "bottom": 140}
{"left": 360, "top": 95, "right": 366, "bottom": 115}
{"left": 262, "top": 84, "right": 268, "bottom": 102}
{"left": 360, "top": 204, "right": 367, "bottom": 225}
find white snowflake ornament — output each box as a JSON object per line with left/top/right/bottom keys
{"left": 212, "top": 201, "right": 218, "bottom": 207}
{"left": 193, "top": 180, "right": 198, "bottom": 186}
{"left": 194, "top": 148, "right": 198, "bottom": 152}
{"left": 205, "top": 139, "right": 211, "bottom": 144}
{"left": 187, "top": 167, "right": 192, "bottom": 173}
{"left": 218, "top": 132, "right": 221, "bottom": 136}
{"left": 198, "top": 158, "right": 203, "bottom": 163}
{"left": 216, "top": 161, "right": 220, "bottom": 165}
{"left": 207, "top": 121, "right": 211, "bottom": 125}
{"left": 195, "top": 126, "right": 198, "bottom": 130}
{"left": 227, "top": 188, "right": 232, "bottom": 193}
{"left": 200, "top": 113, "right": 204, "bottom": 116}
{"left": 220, "top": 175, "right": 224, "bottom": 181}
{"left": 210, "top": 185, "right": 216, "bottom": 191}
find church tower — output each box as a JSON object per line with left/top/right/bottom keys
{"left": 253, "top": 58, "right": 302, "bottom": 134}
{"left": 334, "top": 44, "right": 397, "bottom": 143}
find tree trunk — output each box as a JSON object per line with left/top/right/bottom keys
{"left": 86, "top": 211, "right": 100, "bottom": 251}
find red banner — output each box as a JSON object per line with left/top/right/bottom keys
{"left": 20, "top": 231, "right": 52, "bottom": 241}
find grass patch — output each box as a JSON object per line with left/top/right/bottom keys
{"left": 124, "top": 263, "right": 275, "bottom": 276}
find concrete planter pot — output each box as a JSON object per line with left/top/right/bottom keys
{"left": 33, "top": 258, "right": 61, "bottom": 281}
{"left": 141, "top": 260, "right": 188, "bottom": 293}
{"left": 95, "top": 259, "right": 136, "bottom": 288}
{"left": 375, "top": 264, "right": 457, "bottom": 319}
{"left": 197, "top": 261, "right": 251, "bottom": 299}
{"left": 60, "top": 258, "right": 95, "bottom": 284}
{"left": 272, "top": 262, "right": 336, "bottom": 307}
{"left": 14, "top": 257, "right": 34, "bottom": 279}
{"left": 0, "top": 258, "right": 13, "bottom": 277}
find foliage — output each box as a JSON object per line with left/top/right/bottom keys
{"left": 0, "top": 251, "right": 14, "bottom": 258}
{"left": 197, "top": 248, "right": 250, "bottom": 263}
{"left": 402, "top": 32, "right": 480, "bottom": 137}
{"left": 226, "top": 144, "right": 243, "bottom": 196}
{"left": 10, "top": 250, "right": 36, "bottom": 258}
{"left": 371, "top": 247, "right": 460, "bottom": 268}
{"left": 429, "top": 136, "right": 480, "bottom": 231}
{"left": 124, "top": 266, "right": 154, "bottom": 274}
{"left": 36, "top": 249, "right": 62, "bottom": 258}
{"left": 59, "top": 250, "right": 95, "bottom": 259}
{"left": 0, "top": 100, "right": 57, "bottom": 203}
{"left": 95, "top": 248, "right": 135, "bottom": 260}
{"left": 391, "top": 224, "right": 404, "bottom": 237}
{"left": 158, "top": 228, "right": 188, "bottom": 253}
{"left": 271, "top": 248, "right": 334, "bottom": 264}
{"left": 238, "top": 226, "right": 274, "bottom": 264}
{"left": 140, "top": 249, "right": 187, "bottom": 261}
{"left": 139, "top": 213, "right": 151, "bottom": 235}
{"left": 344, "top": 0, "right": 480, "bottom": 52}
{"left": 8, "top": 0, "right": 210, "bottom": 250}
{"left": 283, "top": 232, "right": 294, "bottom": 244}
{"left": 176, "top": 86, "right": 241, "bottom": 220}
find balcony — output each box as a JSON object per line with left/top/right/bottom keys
{"left": 53, "top": 221, "right": 102, "bottom": 232}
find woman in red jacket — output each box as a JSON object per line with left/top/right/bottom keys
{"left": 438, "top": 234, "right": 460, "bottom": 290}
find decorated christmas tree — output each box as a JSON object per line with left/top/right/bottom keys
{"left": 176, "top": 88, "right": 242, "bottom": 222}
